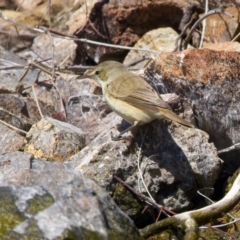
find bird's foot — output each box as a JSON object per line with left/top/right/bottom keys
{"left": 110, "top": 132, "right": 123, "bottom": 141}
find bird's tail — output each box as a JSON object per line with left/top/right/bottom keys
{"left": 158, "top": 108, "right": 194, "bottom": 128}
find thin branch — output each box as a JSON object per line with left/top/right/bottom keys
{"left": 218, "top": 142, "right": 240, "bottom": 154}
{"left": 200, "top": 218, "right": 240, "bottom": 230}
{"left": 18, "top": 63, "right": 32, "bottom": 83}
{"left": 0, "top": 12, "right": 44, "bottom": 33}
{"left": 54, "top": 0, "right": 78, "bottom": 22}
{"left": 0, "top": 12, "right": 161, "bottom": 54}
{"left": 47, "top": 0, "right": 52, "bottom": 28}
{"left": 199, "top": 0, "right": 208, "bottom": 48}
{"left": 72, "top": 37, "right": 161, "bottom": 54}
{"left": 174, "top": 12, "right": 198, "bottom": 51}
{"left": 29, "top": 60, "right": 57, "bottom": 77}
{"left": 231, "top": 32, "right": 240, "bottom": 42}
{"left": 201, "top": 224, "right": 239, "bottom": 240}
{"left": 32, "top": 85, "right": 44, "bottom": 119}
{"left": 0, "top": 119, "right": 28, "bottom": 135}
{"left": 43, "top": 27, "right": 67, "bottom": 122}
{"left": 113, "top": 175, "right": 175, "bottom": 217}
{"left": 137, "top": 128, "right": 155, "bottom": 202}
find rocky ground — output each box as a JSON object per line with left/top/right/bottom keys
{"left": 1, "top": 0, "right": 240, "bottom": 239}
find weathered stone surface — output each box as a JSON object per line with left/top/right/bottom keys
{"left": 70, "top": 0, "right": 192, "bottom": 63}
{"left": 0, "top": 94, "right": 25, "bottom": 115}
{"left": 32, "top": 34, "right": 77, "bottom": 67}
{"left": 13, "top": 0, "right": 44, "bottom": 11}
{"left": 69, "top": 111, "right": 221, "bottom": 213}
{"left": 31, "top": 75, "right": 100, "bottom": 107}
{"left": 203, "top": 6, "right": 239, "bottom": 44}
{"left": 0, "top": 152, "right": 32, "bottom": 183}
{"left": 3, "top": 1, "right": 240, "bottom": 237}
{"left": 30, "top": 73, "right": 110, "bottom": 142}
{"left": 0, "top": 108, "right": 31, "bottom": 132}
{"left": 0, "top": 186, "right": 54, "bottom": 236}
{"left": 0, "top": 155, "right": 142, "bottom": 240}
{"left": 0, "top": 94, "right": 51, "bottom": 125}
{"left": 0, "top": 123, "right": 26, "bottom": 154}
{"left": 102, "top": 0, "right": 190, "bottom": 46}
{"left": 67, "top": 0, "right": 97, "bottom": 35}
{"left": 124, "top": 27, "right": 192, "bottom": 68}
{"left": 146, "top": 41, "right": 240, "bottom": 171}
{"left": 67, "top": 94, "right": 112, "bottom": 143}
{"left": 0, "top": 10, "right": 42, "bottom": 51}
{"left": 24, "top": 117, "right": 86, "bottom": 161}
{"left": 56, "top": 75, "right": 111, "bottom": 142}
{"left": 0, "top": 49, "right": 45, "bottom": 93}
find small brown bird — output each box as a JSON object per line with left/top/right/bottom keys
{"left": 87, "top": 61, "right": 193, "bottom": 139}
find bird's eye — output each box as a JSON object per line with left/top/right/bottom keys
{"left": 95, "top": 70, "right": 100, "bottom": 75}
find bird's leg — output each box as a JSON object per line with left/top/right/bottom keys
{"left": 111, "top": 121, "right": 140, "bottom": 141}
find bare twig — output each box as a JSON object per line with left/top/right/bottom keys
{"left": 18, "top": 63, "right": 32, "bottom": 83}
{"left": 0, "top": 12, "right": 161, "bottom": 54}
{"left": 32, "top": 85, "right": 44, "bottom": 119}
{"left": 45, "top": 28, "right": 67, "bottom": 120}
{"left": 201, "top": 224, "right": 239, "bottom": 240}
{"left": 125, "top": 56, "right": 151, "bottom": 67}
{"left": 30, "top": 60, "right": 57, "bottom": 77}
{"left": 231, "top": 29, "right": 240, "bottom": 42}
{"left": 47, "top": 0, "right": 52, "bottom": 28}
{"left": 137, "top": 128, "right": 155, "bottom": 202}
{"left": 113, "top": 175, "right": 175, "bottom": 217}
{"left": 218, "top": 143, "right": 240, "bottom": 154}
{"left": 0, "top": 119, "right": 28, "bottom": 135}
{"left": 87, "top": 18, "right": 108, "bottom": 39}
{"left": 199, "top": 0, "right": 208, "bottom": 48}
{"left": 174, "top": 12, "right": 198, "bottom": 51}
{"left": 72, "top": 37, "right": 160, "bottom": 54}
{"left": 198, "top": 188, "right": 233, "bottom": 218}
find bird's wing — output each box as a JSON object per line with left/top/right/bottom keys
{"left": 106, "top": 73, "right": 171, "bottom": 111}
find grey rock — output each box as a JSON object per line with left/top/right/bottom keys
{"left": 0, "top": 107, "right": 31, "bottom": 132}
{"left": 32, "top": 34, "right": 77, "bottom": 67}
{"left": 56, "top": 76, "right": 111, "bottom": 143}
{"left": 0, "top": 94, "right": 51, "bottom": 126}
{"left": 0, "top": 153, "right": 142, "bottom": 240}
{"left": 0, "top": 152, "right": 32, "bottom": 183}
{"left": 24, "top": 117, "right": 86, "bottom": 161}
{"left": 124, "top": 27, "right": 192, "bottom": 68}
{"left": 0, "top": 49, "right": 39, "bottom": 93}
{"left": 68, "top": 113, "right": 222, "bottom": 213}
{"left": 0, "top": 123, "right": 27, "bottom": 154}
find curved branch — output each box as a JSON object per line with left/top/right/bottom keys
{"left": 140, "top": 172, "right": 240, "bottom": 239}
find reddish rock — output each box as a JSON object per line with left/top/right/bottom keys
{"left": 204, "top": 6, "right": 240, "bottom": 44}
{"left": 154, "top": 42, "right": 240, "bottom": 83}
{"left": 103, "top": 0, "right": 191, "bottom": 46}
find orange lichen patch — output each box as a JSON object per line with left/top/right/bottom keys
{"left": 155, "top": 43, "right": 240, "bottom": 84}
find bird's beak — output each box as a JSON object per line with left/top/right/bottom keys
{"left": 77, "top": 69, "right": 93, "bottom": 80}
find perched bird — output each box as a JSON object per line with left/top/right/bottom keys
{"left": 86, "top": 61, "right": 194, "bottom": 139}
